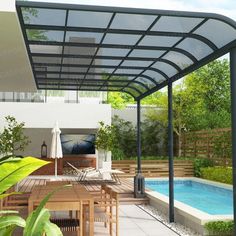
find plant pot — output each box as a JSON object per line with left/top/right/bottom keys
{"left": 101, "top": 161, "right": 112, "bottom": 180}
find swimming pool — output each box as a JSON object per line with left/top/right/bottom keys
{"left": 146, "top": 179, "right": 233, "bottom": 215}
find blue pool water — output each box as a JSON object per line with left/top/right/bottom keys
{"left": 145, "top": 180, "right": 233, "bottom": 215}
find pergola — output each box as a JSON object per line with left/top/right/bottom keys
{"left": 16, "top": 0, "right": 236, "bottom": 225}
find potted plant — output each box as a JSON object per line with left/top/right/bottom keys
{"left": 0, "top": 115, "right": 30, "bottom": 157}
{"left": 95, "top": 121, "right": 117, "bottom": 173}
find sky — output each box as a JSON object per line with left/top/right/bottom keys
{"left": 32, "top": 0, "right": 236, "bottom": 21}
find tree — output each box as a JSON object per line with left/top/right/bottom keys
{"left": 143, "top": 59, "right": 231, "bottom": 156}
{"left": 107, "top": 92, "right": 134, "bottom": 109}
{"left": 182, "top": 59, "right": 231, "bottom": 130}
{"left": 0, "top": 116, "right": 30, "bottom": 156}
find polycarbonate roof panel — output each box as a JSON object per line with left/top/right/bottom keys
{"left": 16, "top": 1, "right": 236, "bottom": 99}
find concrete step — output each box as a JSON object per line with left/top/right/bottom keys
{"left": 119, "top": 197, "right": 149, "bottom": 205}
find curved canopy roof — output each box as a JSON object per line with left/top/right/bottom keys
{"left": 16, "top": 1, "right": 236, "bottom": 100}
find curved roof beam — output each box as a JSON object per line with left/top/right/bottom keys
{"left": 36, "top": 75, "right": 150, "bottom": 91}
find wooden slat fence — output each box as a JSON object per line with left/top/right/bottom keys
{"left": 112, "top": 160, "right": 193, "bottom": 178}
{"left": 181, "top": 128, "right": 232, "bottom": 166}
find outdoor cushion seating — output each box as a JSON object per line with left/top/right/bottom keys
{"left": 67, "top": 162, "right": 123, "bottom": 184}
{"left": 66, "top": 162, "right": 96, "bottom": 181}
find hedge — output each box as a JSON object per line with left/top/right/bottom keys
{"left": 200, "top": 167, "right": 232, "bottom": 184}
{"left": 204, "top": 221, "right": 234, "bottom": 236}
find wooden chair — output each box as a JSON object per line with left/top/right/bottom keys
{"left": 0, "top": 186, "right": 29, "bottom": 210}
{"left": 47, "top": 201, "right": 83, "bottom": 236}
{"left": 91, "top": 185, "right": 119, "bottom": 236}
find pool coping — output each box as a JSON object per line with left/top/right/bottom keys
{"left": 145, "top": 177, "right": 233, "bottom": 234}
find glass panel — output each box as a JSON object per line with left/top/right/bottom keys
{"left": 22, "top": 7, "right": 66, "bottom": 26}
{"left": 37, "top": 73, "right": 60, "bottom": 79}
{"left": 111, "top": 13, "right": 156, "bottom": 30}
{"left": 152, "top": 61, "right": 178, "bottom": 77}
{"left": 143, "top": 70, "right": 166, "bottom": 83}
{"left": 121, "top": 60, "right": 153, "bottom": 67}
{"left": 108, "top": 87, "right": 123, "bottom": 91}
{"left": 135, "top": 77, "right": 156, "bottom": 87}
{"left": 62, "top": 58, "right": 92, "bottom": 65}
{"left": 97, "top": 48, "right": 130, "bottom": 57}
{"left": 99, "top": 68, "right": 114, "bottom": 74}
{"left": 163, "top": 51, "right": 193, "bottom": 69}
{"left": 151, "top": 16, "right": 203, "bottom": 32}
{"left": 62, "top": 85, "right": 78, "bottom": 90}
{"left": 80, "top": 85, "right": 101, "bottom": 90}
{"left": 45, "top": 66, "right": 61, "bottom": 72}
{"left": 88, "top": 67, "right": 105, "bottom": 74}
{"left": 139, "top": 35, "right": 181, "bottom": 47}
{"left": 32, "top": 56, "right": 61, "bottom": 64}
{"left": 194, "top": 19, "right": 236, "bottom": 48}
{"left": 115, "top": 68, "right": 143, "bottom": 75}
{"left": 27, "top": 30, "right": 64, "bottom": 42}
{"left": 85, "top": 74, "right": 101, "bottom": 80}
{"left": 87, "top": 80, "right": 104, "bottom": 85}
{"left": 103, "top": 33, "right": 141, "bottom": 45}
{"left": 62, "top": 67, "right": 87, "bottom": 73}
{"left": 30, "top": 45, "right": 62, "bottom": 54}
{"left": 68, "top": 10, "right": 112, "bottom": 28}
{"left": 64, "top": 45, "right": 97, "bottom": 56}
{"left": 129, "top": 49, "right": 165, "bottom": 58}
{"left": 66, "top": 31, "right": 103, "bottom": 44}
{"left": 98, "top": 59, "right": 121, "bottom": 66}
{"left": 46, "top": 73, "right": 60, "bottom": 78}
{"left": 129, "top": 82, "right": 148, "bottom": 93}
{"left": 61, "top": 74, "right": 85, "bottom": 79}
{"left": 123, "top": 88, "right": 139, "bottom": 97}
{"left": 110, "top": 76, "right": 132, "bottom": 81}
{"left": 34, "top": 66, "right": 47, "bottom": 71}
{"left": 108, "top": 81, "right": 129, "bottom": 86}
{"left": 177, "top": 38, "right": 213, "bottom": 60}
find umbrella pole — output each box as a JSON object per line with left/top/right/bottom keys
{"left": 55, "top": 158, "right": 57, "bottom": 177}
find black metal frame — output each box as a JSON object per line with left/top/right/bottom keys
{"left": 230, "top": 48, "right": 236, "bottom": 235}
{"left": 15, "top": 0, "right": 236, "bottom": 224}
{"left": 16, "top": 1, "right": 236, "bottom": 99}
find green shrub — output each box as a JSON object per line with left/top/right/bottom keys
{"left": 112, "top": 148, "right": 125, "bottom": 160}
{"left": 204, "top": 221, "right": 234, "bottom": 236}
{"left": 201, "top": 167, "right": 232, "bottom": 184}
{"left": 193, "top": 158, "right": 214, "bottom": 177}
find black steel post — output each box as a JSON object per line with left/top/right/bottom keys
{"left": 134, "top": 99, "right": 145, "bottom": 198}
{"left": 168, "top": 81, "right": 174, "bottom": 223}
{"left": 230, "top": 48, "right": 236, "bottom": 234}
{"left": 137, "top": 99, "right": 141, "bottom": 174}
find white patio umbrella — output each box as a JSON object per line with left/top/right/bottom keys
{"left": 50, "top": 121, "right": 63, "bottom": 177}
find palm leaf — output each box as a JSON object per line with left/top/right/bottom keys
{"left": 0, "top": 157, "right": 49, "bottom": 195}
{"left": 0, "top": 215, "right": 26, "bottom": 235}
{"left": 0, "top": 210, "right": 19, "bottom": 215}
{"left": 24, "top": 208, "right": 50, "bottom": 236}
{"left": 43, "top": 221, "right": 63, "bottom": 236}
{"left": 0, "top": 225, "right": 17, "bottom": 236}
{"left": 0, "top": 192, "right": 22, "bottom": 200}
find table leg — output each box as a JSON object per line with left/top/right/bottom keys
{"left": 89, "top": 199, "right": 94, "bottom": 236}
{"left": 28, "top": 201, "right": 33, "bottom": 214}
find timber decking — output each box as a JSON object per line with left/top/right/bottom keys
{"left": 18, "top": 177, "right": 149, "bottom": 205}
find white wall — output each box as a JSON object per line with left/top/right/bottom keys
{"left": 0, "top": 102, "right": 111, "bottom": 129}
{"left": 0, "top": 102, "right": 111, "bottom": 159}
{"left": 0, "top": 1, "right": 36, "bottom": 92}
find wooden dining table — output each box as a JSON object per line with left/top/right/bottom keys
{"left": 28, "top": 183, "right": 94, "bottom": 236}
